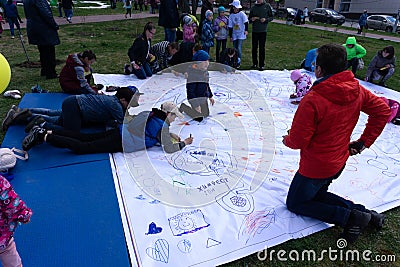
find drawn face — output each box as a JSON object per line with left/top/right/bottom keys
{"left": 178, "top": 216, "right": 194, "bottom": 230}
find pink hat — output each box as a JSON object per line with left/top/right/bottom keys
{"left": 290, "top": 69, "right": 302, "bottom": 82}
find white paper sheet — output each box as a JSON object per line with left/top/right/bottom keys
{"left": 94, "top": 70, "right": 400, "bottom": 267}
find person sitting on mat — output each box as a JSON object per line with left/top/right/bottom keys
{"left": 22, "top": 101, "right": 193, "bottom": 154}
{"left": 365, "top": 46, "right": 396, "bottom": 87}
{"left": 179, "top": 50, "right": 215, "bottom": 122}
{"left": 59, "top": 50, "right": 102, "bottom": 94}
{"left": 2, "top": 87, "right": 141, "bottom": 133}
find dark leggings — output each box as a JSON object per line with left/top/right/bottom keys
{"left": 47, "top": 128, "right": 122, "bottom": 154}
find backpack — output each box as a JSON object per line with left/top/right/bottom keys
{"left": 0, "top": 148, "right": 29, "bottom": 173}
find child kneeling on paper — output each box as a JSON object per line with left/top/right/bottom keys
{"left": 289, "top": 69, "right": 312, "bottom": 104}
{"left": 179, "top": 50, "right": 215, "bottom": 122}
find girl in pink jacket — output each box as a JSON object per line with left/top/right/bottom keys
{"left": 0, "top": 175, "right": 32, "bottom": 266}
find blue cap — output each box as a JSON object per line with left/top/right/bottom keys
{"left": 192, "top": 50, "right": 210, "bottom": 62}
{"left": 127, "top": 85, "right": 143, "bottom": 95}
{"left": 218, "top": 6, "right": 225, "bottom": 13}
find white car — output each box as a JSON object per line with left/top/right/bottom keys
{"left": 366, "top": 15, "right": 400, "bottom": 33}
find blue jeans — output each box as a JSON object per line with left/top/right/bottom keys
{"left": 7, "top": 17, "right": 20, "bottom": 37}
{"left": 233, "top": 39, "right": 244, "bottom": 64}
{"left": 29, "top": 108, "right": 63, "bottom": 130}
{"left": 64, "top": 9, "right": 73, "bottom": 20}
{"left": 164, "top": 28, "right": 176, "bottom": 43}
{"left": 132, "top": 62, "right": 152, "bottom": 79}
{"left": 286, "top": 166, "right": 366, "bottom": 227}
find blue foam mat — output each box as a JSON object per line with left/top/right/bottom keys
{"left": 12, "top": 162, "right": 130, "bottom": 267}
{"left": 2, "top": 93, "right": 108, "bottom": 171}
{"left": 1, "top": 94, "right": 130, "bottom": 266}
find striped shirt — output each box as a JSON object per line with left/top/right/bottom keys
{"left": 150, "top": 41, "right": 171, "bottom": 70}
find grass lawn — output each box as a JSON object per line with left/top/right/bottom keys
{"left": 1, "top": 6, "right": 399, "bottom": 266}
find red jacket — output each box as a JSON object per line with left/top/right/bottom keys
{"left": 284, "top": 70, "right": 390, "bottom": 178}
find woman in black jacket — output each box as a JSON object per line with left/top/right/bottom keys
{"left": 125, "top": 22, "right": 156, "bottom": 79}
{"left": 23, "top": 0, "right": 60, "bottom": 79}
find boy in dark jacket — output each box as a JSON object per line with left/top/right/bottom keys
{"left": 179, "top": 50, "right": 214, "bottom": 122}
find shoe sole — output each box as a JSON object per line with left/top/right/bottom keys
{"left": 2, "top": 109, "right": 16, "bottom": 132}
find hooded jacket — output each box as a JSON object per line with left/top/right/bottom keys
{"left": 284, "top": 70, "right": 390, "bottom": 178}
{"left": 365, "top": 50, "right": 396, "bottom": 78}
{"left": 59, "top": 53, "right": 97, "bottom": 94}
{"left": 343, "top": 37, "right": 366, "bottom": 60}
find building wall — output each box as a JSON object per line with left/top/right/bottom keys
{"left": 284, "top": 0, "right": 399, "bottom": 15}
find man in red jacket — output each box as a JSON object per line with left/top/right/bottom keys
{"left": 283, "top": 43, "right": 390, "bottom": 243}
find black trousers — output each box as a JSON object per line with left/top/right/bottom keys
{"left": 252, "top": 32, "right": 267, "bottom": 68}
{"left": 347, "top": 57, "right": 359, "bottom": 75}
{"left": 38, "top": 45, "right": 57, "bottom": 78}
{"left": 47, "top": 128, "right": 122, "bottom": 154}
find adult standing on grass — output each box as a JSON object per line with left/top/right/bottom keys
{"left": 23, "top": 0, "right": 60, "bottom": 79}
{"left": 62, "top": 0, "right": 74, "bottom": 23}
{"left": 302, "top": 6, "right": 308, "bottom": 24}
{"left": 158, "top": 0, "right": 179, "bottom": 43}
{"left": 248, "top": 0, "right": 273, "bottom": 71}
{"left": 283, "top": 43, "right": 390, "bottom": 244}
{"left": 357, "top": 10, "right": 368, "bottom": 35}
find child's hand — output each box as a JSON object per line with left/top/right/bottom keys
{"left": 184, "top": 136, "right": 193, "bottom": 145}
{"left": 209, "top": 97, "right": 215, "bottom": 106}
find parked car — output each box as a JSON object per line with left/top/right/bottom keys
{"left": 308, "top": 8, "right": 345, "bottom": 25}
{"left": 366, "top": 15, "right": 400, "bottom": 32}
{"left": 276, "top": 7, "right": 297, "bottom": 20}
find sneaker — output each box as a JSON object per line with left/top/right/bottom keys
{"left": 25, "top": 116, "right": 46, "bottom": 133}
{"left": 259, "top": 66, "right": 265, "bottom": 71}
{"left": 341, "top": 209, "right": 371, "bottom": 243}
{"left": 11, "top": 35, "right": 15, "bottom": 39}
{"left": 2, "top": 107, "right": 31, "bottom": 131}
{"left": 124, "top": 64, "right": 132, "bottom": 75}
{"left": 2, "top": 108, "right": 16, "bottom": 132}
{"left": 22, "top": 126, "right": 46, "bottom": 151}
{"left": 368, "top": 210, "right": 385, "bottom": 230}
{"left": 251, "top": 64, "right": 258, "bottom": 69}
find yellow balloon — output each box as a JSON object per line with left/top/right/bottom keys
{"left": 0, "top": 53, "right": 11, "bottom": 94}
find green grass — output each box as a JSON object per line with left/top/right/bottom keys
{"left": 1, "top": 12, "right": 399, "bottom": 267}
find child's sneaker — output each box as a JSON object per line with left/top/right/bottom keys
{"left": 25, "top": 116, "right": 46, "bottom": 133}
{"left": 2, "top": 107, "right": 31, "bottom": 131}
{"left": 22, "top": 126, "right": 46, "bottom": 151}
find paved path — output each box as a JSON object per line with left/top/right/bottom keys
{"left": 4, "top": 12, "right": 400, "bottom": 43}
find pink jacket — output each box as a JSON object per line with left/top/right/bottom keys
{"left": 381, "top": 97, "right": 399, "bottom": 123}
{"left": 183, "top": 24, "right": 196, "bottom": 43}
{"left": 0, "top": 175, "right": 32, "bottom": 249}
{"left": 295, "top": 74, "right": 312, "bottom": 98}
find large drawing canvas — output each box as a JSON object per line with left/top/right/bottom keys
{"left": 94, "top": 70, "right": 400, "bottom": 267}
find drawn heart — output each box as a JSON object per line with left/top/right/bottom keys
{"left": 146, "top": 239, "right": 169, "bottom": 263}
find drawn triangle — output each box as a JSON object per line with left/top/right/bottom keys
{"left": 206, "top": 238, "right": 221, "bottom": 248}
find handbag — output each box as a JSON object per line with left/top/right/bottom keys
{"left": 357, "top": 58, "right": 364, "bottom": 70}
{"left": 0, "top": 148, "right": 28, "bottom": 172}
